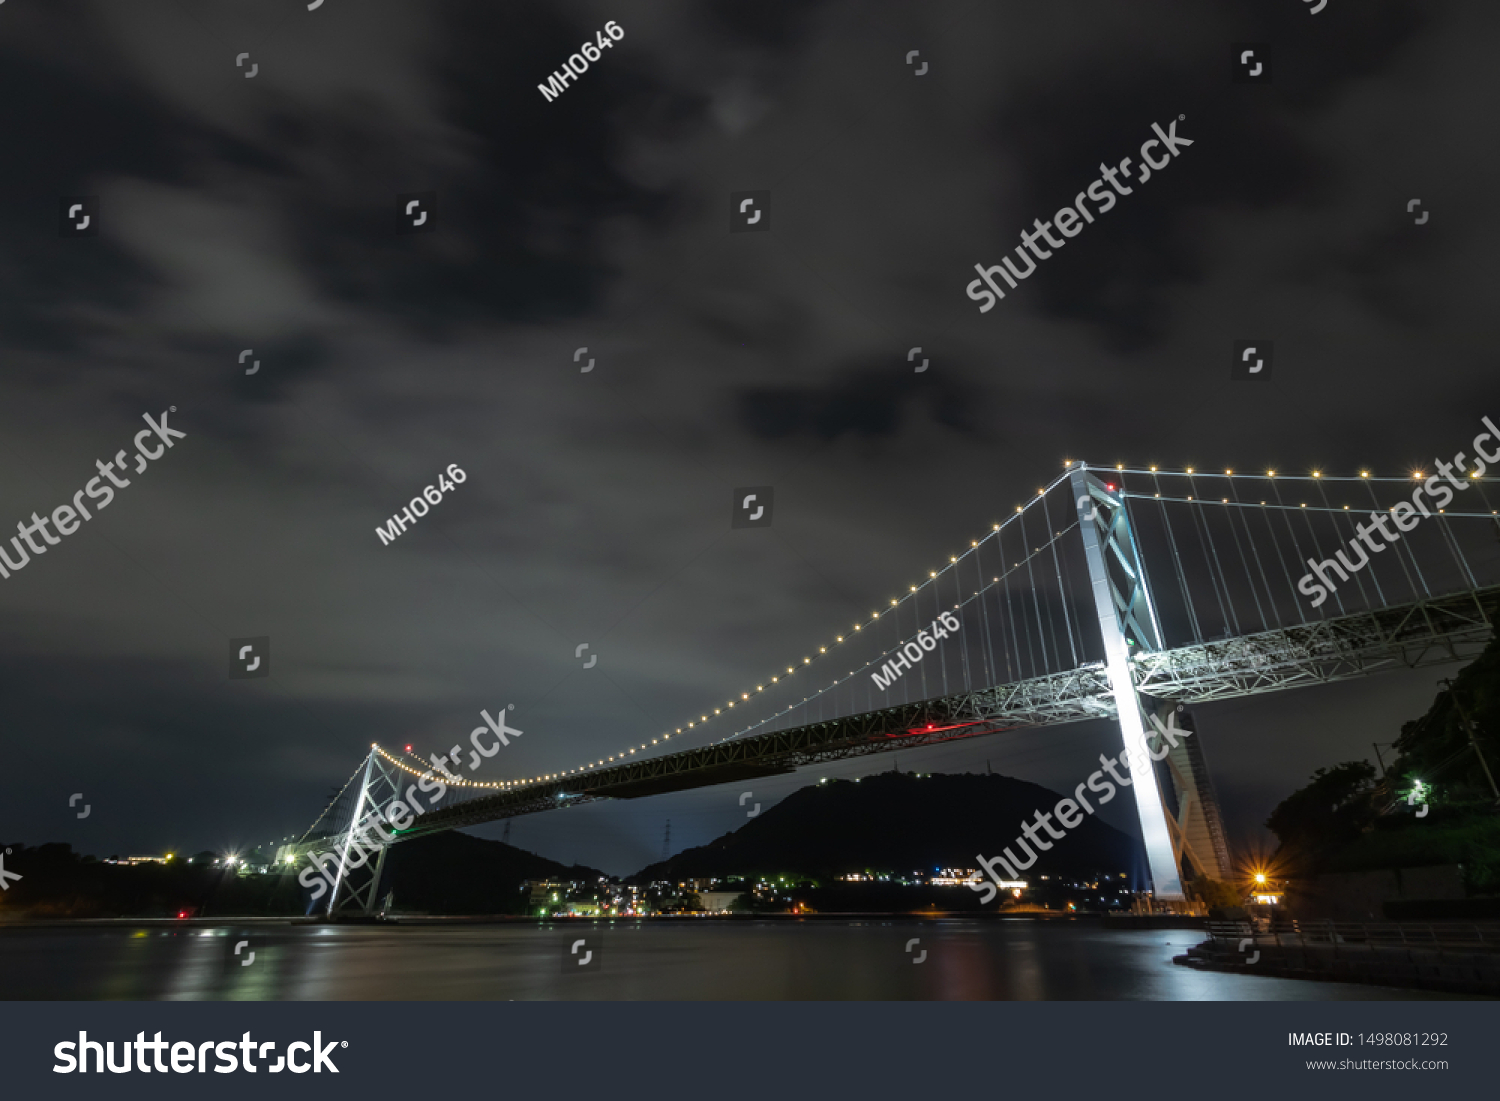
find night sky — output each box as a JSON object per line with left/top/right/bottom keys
{"left": 2, "top": 0, "right": 1497, "bottom": 876}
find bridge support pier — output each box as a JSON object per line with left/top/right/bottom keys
{"left": 1145, "top": 699, "right": 1233, "bottom": 885}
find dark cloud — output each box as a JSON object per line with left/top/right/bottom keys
{"left": 737, "top": 365, "right": 976, "bottom": 440}
{"left": 0, "top": 0, "right": 1497, "bottom": 879}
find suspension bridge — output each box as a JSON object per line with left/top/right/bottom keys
{"left": 287, "top": 459, "right": 1500, "bottom": 916}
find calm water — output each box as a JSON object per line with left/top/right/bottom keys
{"left": 0, "top": 920, "right": 1465, "bottom": 1000}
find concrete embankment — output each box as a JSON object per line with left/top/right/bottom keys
{"left": 1175, "top": 922, "right": 1500, "bottom": 995}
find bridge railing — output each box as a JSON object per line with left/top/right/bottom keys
{"left": 1205, "top": 919, "right": 1500, "bottom": 951}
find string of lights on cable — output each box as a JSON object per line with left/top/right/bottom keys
{"left": 388, "top": 462, "right": 1497, "bottom": 795}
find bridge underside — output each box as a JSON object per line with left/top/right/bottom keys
{"left": 395, "top": 585, "right": 1498, "bottom": 840}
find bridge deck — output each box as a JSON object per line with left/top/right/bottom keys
{"left": 393, "top": 585, "right": 1499, "bottom": 839}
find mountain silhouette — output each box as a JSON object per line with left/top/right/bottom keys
{"left": 633, "top": 771, "right": 1140, "bottom": 881}
{"left": 383, "top": 830, "right": 604, "bottom": 914}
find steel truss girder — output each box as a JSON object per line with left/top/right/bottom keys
{"left": 383, "top": 586, "right": 1499, "bottom": 847}
{"left": 400, "top": 665, "right": 1116, "bottom": 839}
{"left": 1133, "top": 585, "right": 1499, "bottom": 703}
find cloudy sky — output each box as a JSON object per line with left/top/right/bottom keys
{"left": 2, "top": 0, "right": 1497, "bottom": 876}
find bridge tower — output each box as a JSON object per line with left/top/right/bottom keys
{"left": 322, "top": 745, "right": 406, "bottom": 917}
{"left": 1071, "top": 466, "right": 1232, "bottom": 900}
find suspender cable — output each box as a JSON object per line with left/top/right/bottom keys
{"left": 978, "top": 533, "right": 998, "bottom": 688}
{"left": 1222, "top": 478, "right": 1272, "bottom": 633}
{"left": 1018, "top": 506, "right": 1053, "bottom": 673}
{"left": 1437, "top": 510, "right": 1480, "bottom": 592}
{"left": 912, "top": 573, "right": 924, "bottom": 702}
{"left": 1294, "top": 483, "right": 1348, "bottom": 618}
{"left": 1237, "top": 475, "right": 1293, "bottom": 629}
{"left": 955, "top": 552, "right": 971, "bottom": 692}
{"left": 1043, "top": 488, "right": 1080, "bottom": 669}
{"left": 1362, "top": 477, "right": 1420, "bottom": 604}
{"left": 1151, "top": 471, "right": 1204, "bottom": 644}
{"left": 1270, "top": 476, "right": 1330, "bottom": 622}
{"left": 1344, "top": 484, "right": 1390, "bottom": 610}
{"left": 934, "top": 567, "right": 948, "bottom": 698}
{"left": 1186, "top": 472, "right": 1238, "bottom": 639}
{"left": 1471, "top": 478, "right": 1500, "bottom": 536}
{"left": 1058, "top": 516, "right": 1095, "bottom": 661}
{"left": 1004, "top": 526, "right": 1028, "bottom": 680}
{"left": 1260, "top": 490, "right": 1301, "bottom": 624}
{"left": 1314, "top": 478, "right": 1375, "bottom": 611}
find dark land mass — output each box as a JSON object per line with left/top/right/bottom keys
{"left": 2, "top": 771, "right": 1144, "bottom": 919}
{"left": 0, "top": 831, "right": 601, "bottom": 919}
{"left": 631, "top": 771, "right": 1143, "bottom": 888}
{"left": 380, "top": 830, "right": 602, "bottom": 914}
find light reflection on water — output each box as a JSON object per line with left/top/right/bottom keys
{"left": 0, "top": 920, "right": 1460, "bottom": 1001}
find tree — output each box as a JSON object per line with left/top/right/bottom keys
{"left": 1185, "top": 876, "right": 1243, "bottom": 911}
{"left": 1388, "top": 635, "right": 1500, "bottom": 805}
{"left": 1265, "top": 760, "right": 1376, "bottom": 858}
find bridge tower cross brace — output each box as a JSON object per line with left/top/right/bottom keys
{"left": 1070, "top": 466, "right": 1185, "bottom": 901}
